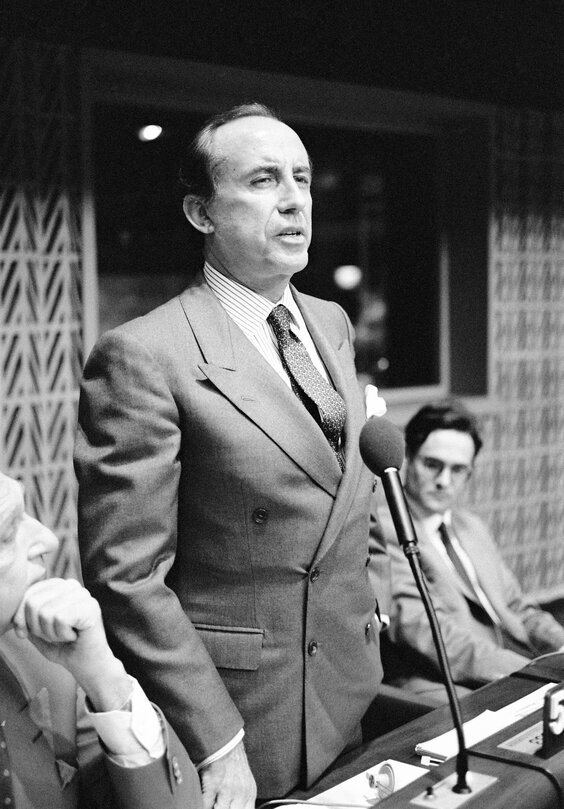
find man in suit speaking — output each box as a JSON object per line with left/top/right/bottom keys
{"left": 379, "top": 399, "right": 564, "bottom": 706}
{"left": 74, "top": 103, "right": 386, "bottom": 804}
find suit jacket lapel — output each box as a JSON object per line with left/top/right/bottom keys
{"left": 453, "top": 513, "right": 506, "bottom": 610}
{"left": 0, "top": 630, "right": 78, "bottom": 762}
{"left": 179, "top": 276, "right": 342, "bottom": 498}
{"left": 452, "top": 512, "right": 530, "bottom": 644}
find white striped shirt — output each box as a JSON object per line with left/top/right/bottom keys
{"left": 203, "top": 261, "right": 330, "bottom": 386}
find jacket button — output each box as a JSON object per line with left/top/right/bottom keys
{"left": 365, "top": 622, "right": 372, "bottom": 637}
{"left": 309, "top": 567, "right": 320, "bottom": 583}
{"left": 308, "top": 640, "right": 318, "bottom": 656}
{"left": 252, "top": 507, "right": 268, "bottom": 524}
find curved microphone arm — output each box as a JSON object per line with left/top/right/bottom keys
{"left": 379, "top": 467, "right": 470, "bottom": 794}
{"left": 359, "top": 418, "right": 471, "bottom": 794}
{"left": 403, "top": 542, "right": 471, "bottom": 793}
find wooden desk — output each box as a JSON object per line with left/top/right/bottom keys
{"left": 290, "top": 667, "right": 564, "bottom": 808}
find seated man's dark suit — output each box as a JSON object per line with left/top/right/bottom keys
{"left": 0, "top": 631, "right": 202, "bottom": 809}
{"left": 378, "top": 498, "right": 564, "bottom": 698}
{"left": 75, "top": 273, "right": 386, "bottom": 798}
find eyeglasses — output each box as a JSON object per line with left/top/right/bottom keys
{"left": 417, "top": 455, "right": 472, "bottom": 481}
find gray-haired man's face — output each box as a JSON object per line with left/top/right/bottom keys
{"left": 0, "top": 472, "right": 58, "bottom": 634}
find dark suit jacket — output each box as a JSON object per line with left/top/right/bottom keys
{"left": 75, "top": 272, "right": 385, "bottom": 797}
{"left": 378, "top": 498, "right": 564, "bottom": 689}
{"left": 0, "top": 631, "right": 202, "bottom": 809}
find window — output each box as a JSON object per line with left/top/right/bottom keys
{"left": 94, "top": 107, "right": 441, "bottom": 389}
{"left": 295, "top": 123, "right": 440, "bottom": 389}
{"left": 85, "top": 51, "right": 490, "bottom": 397}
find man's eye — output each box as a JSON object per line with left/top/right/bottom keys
{"left": 295, "top": 175, "right": 311, "bottom": 185}
{"left": 252, "top": 176, "right": 274, "bottom": 186}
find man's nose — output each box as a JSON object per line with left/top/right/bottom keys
{"left": 278, "top": 176, "right": 307, "bottom": 212}
{"left": 21, "top": 514, "right": 59, "bottom": 557}
{"left": 435, "top": 466, "right": 453, "bottom": 487}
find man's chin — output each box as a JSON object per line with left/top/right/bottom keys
{"left": 285, "top": 253, "right": 309, "bottom": 277}
{"left": 272, "top": 244, "right": 309, "bottom": 268}
{"left": 424, "top": 497, "right": 451, "bottom": 514}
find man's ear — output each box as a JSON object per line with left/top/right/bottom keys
{"left": 183, "top": 195, "right": 214, "bottom": 234}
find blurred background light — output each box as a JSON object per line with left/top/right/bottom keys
{"left": 333, "top": 264, "right": 363, "bottom": 290}
{"left": 138, "top": 124, "right": 163, "bottom": 142}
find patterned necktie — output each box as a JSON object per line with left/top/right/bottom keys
{"left": 268, "top": 304, "right": 346, "bottom": 468}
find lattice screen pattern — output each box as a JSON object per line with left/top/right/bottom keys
{"left": 467, "top": 110, "right": 564, "bottom": 597}
{"left": 0, "top": 39, "right": 83, "bottom": 576}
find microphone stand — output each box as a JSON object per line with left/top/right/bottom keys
{"left": 404, "top": 546, "right": 471, "bottom": 793}
{"left": 381, "top": 470, "right": 471, "bottom": 794}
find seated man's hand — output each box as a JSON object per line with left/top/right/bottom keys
{"left": 13, "top": 578, "right": 131, "bottom": 711}
{"left": 200, "top": 740, "right": 257, "bottom": 809}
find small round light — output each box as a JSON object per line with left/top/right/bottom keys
{"left": 138, "top": 125, "right": 163, "bottom": 142}
{"left": 333, "top": 264, "right": 362, "bottom": 290}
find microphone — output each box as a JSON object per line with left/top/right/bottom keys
{"left": 359, "top": 417, "right": 418, "bottom": 552}
{"left": 359, "top": 416, "right": 472, "bottom": 795}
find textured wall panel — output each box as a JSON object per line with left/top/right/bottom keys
{"left": 0, "top": 39, "right": 82, "bottom": 576}
{"left": 467, "top": 109, "right": 564, "bottom": 596}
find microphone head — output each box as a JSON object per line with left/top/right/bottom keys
{"left": 359, "top": 416, "right": 405, "bottom": 477}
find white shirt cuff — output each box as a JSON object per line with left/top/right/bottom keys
{"left": 196, "top": 728, "right": 245, "bottom": 771}
{"left": 87, "top": 676, "right": 165, "bottom": 768}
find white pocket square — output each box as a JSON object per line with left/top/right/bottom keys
{"left": 364, "top": 384, "right": 387, "bottom": 418}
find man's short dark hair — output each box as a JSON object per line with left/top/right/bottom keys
{"left": 404, "top": 399, "right": 483, "bottom": 459}
{"left": 178, "top": 102, "right": 279, "bottom": 204}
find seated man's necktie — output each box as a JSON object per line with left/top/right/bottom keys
{"left": 439, "top": 523, "right": 537, "bottom": 656}
{"left": 439, "top": 522, "right": 500, "bottom": 626}
{"left": 267, "top": 304, "right": 346, "bottom": 469}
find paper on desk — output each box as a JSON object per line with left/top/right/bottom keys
{"left": 295, "top": 759, "right": 427, "bottom": 807}
{"left": 415, "top": 682, "right": 557, "bottom": 763}
{"left": 493, "top": 681, "right": 556, "bottom": 723}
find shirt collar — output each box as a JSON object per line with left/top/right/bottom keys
{"left": 203, "top": 261, "right": 300, "bottom": 333}
{"left": 408, "top": 496, "right": 450, "bottom": 536}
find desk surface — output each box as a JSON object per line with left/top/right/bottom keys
{"left": 290, "top": 666, "right": 564, "bottom": 808}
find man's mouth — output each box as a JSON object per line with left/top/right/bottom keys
{"left": 277, "top": 227, "right": 304, "bottom": 236}
{"left": 276, "top": 230, "right": 307, "bottom": 244}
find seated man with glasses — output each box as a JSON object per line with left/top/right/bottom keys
{"left": 377, "top": 399, "right": 564, "bottom": 705}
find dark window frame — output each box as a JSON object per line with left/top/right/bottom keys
{"left": 82, "top": 48, "right": 493, "bottom": 400}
